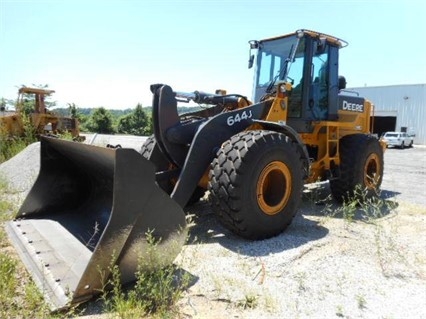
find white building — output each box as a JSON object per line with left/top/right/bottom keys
{"left": 349, "top": 84, "right": 426, "bottom": 145}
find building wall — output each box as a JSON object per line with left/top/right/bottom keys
{"left": 348, "top": 84, "right": 426, "bottom": 145}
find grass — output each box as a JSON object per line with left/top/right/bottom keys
{"left": 0, "top": 137, "right": 31, "bottom": 164}
{"left": 99, "top": 231, "right": 191, "bottom": 318}
{"left": 305, "top": 182, "right": 399, "bottom": 225}
{"left": 356, "top": 294, "right": 367, "bottom": 310}
{"left": 0, "top": 114, "right": 37, "bottom": 164}
{"left": 237, "top": 294, "right": 258, "bottom": 310}
{"left": 0, "top": 178, "right": 53, "bottom": 319}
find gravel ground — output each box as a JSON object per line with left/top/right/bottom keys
{"left": 0, "top": 140, "right": 425, "bottom": 319}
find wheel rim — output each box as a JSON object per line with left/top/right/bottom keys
{"left": 256, "top": 161, "right": 291, "bottom": 216}
{"left": 364, "top": 153, "right": 381, "bottom": 188}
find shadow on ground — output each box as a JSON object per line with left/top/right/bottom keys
{"left": 184, "top": 198, "right": 329, "bottom": 257}
{"left": 184, "top": 181, "right": 400, "bottom": 257}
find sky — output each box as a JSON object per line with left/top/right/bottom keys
{"left": 1, "top": 0, "right": 425, "bottom": 110}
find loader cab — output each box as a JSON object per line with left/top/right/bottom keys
{"left": 17, "top": 87, "right": 55, "bottom": 114}
{"left": 249, "top": 30, "right": 347, "bottom": 133}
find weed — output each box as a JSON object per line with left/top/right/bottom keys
{"left": 356, "top": 294, "right": 367, "bottom": 309}
{"left": 100, "top": 230, "right": 190, "bottom": 318}
{"left": 57, "top": 131, "right": 74, "bottom": 141}
{"left": 85, "top": 221, "right": 100, "bottom": 249}
{"left": 0, "top": 252, "right": 56, "bottom": 318}
{"left": 0, "top": 253, "right": 17, "bottom": 303}
{"left": 263, "top": 291, "right": 279, "bottom": 313}
{"left": 294, "top": 271, "right": 307, "bottom": 292}
{"left": 341, "top": 196, "right": 358, "bottom": 225}
{"left": 210, "top": 272, "right": 226, "bottom": 297}
{"left": 237, "top": 294, "right": 258, "bottom": 310}
{"left": 0, "top": 114, "right": 36, "bottom": 164}
{"left": 336, "top": 304, "right": 344, "bottom": 317}
{"left": 0, "top": 179, "right": 10, "bottom": 247}
{"left": 316, "top": 183, "right": 398, "bottom": 226}
{"left": 360, "top": 194, "right": 398, "bottom": 224}
{"left": 0, "top": 136, "right": 28, "bottom": 163}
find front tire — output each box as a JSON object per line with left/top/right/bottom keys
{"left": 330, "top": 134, "right": 384, "bottom": 203}
{"left": 208, "top": 130, "right": 305, "bottom": 240}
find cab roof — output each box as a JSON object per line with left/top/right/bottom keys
{"left": 259, "top": 29, "right": 348, "bottom": 48}
{"left": 18, "top": 87, "right": 55, "bottom": 95}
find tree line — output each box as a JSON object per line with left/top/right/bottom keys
{"left": 2, "top": 84, "right": 204, "bottom": 136}
{"left": 65, "top": 103, "right": 153, "bottom": 135}
{"left": 58, "top": 104, "right": 202, "bottom": 135}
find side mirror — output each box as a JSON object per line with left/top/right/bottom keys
{"left": 338, "top": 76, "right": 347, "bottom": 90}
{"left": 248, "top": 40, "right": 259, "bottom": 69}
{"left": 248, "top": 54, "right": 254, "bottom": 69}
{"left": 317, "top": 37, "right": 326, "bottom": 54}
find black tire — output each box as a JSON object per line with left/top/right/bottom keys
{"left": 330, "top": 134, "right": 384, "bottom": 203}
{"left": 208, "top": 130, "right": 305, "bottom": 240}
{"left": 141, "top": 135, "right": 205, "bottom": 205}
{"left": 139, "top": 135, "right": 155, "bottom": 156}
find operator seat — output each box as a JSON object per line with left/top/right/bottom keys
{"left": 314, "top": 62, "right": 329, "bottom": 120}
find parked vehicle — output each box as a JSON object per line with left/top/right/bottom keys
{"left": 381, "top": 131, "right": 413, "bottom": 148}
{"left": 0, "top": 87, "right": 83, "bottom": 140}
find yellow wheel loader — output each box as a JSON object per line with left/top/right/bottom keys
{"left": 6, "top": 29, "right": 384, "bottom": 310}
{"left": 0, "top": 87, "right": 82, "bottom": 140}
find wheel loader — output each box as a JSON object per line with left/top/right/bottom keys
{"left": 5, "top": 29, "right": 384, "bottom": 310}
{"left": 0, "top": 87, "right": 82, "bottom": 139}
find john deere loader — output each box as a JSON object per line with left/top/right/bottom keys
{"left": 6, "top": 29, "right": 384, "bottom": 310}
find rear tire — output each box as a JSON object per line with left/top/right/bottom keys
{"left": 140, "top": 135, "right": 205, "bottom": 205}
{"left": 208, "top": 130, "right": 305, "bottom": 240}
{"left": 330, "top": 134, "right": 384, "bottom": 203}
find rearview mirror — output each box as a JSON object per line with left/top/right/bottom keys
{"left": 317, "top": 37, "right": 326, "bottom": 54}
{"left": 248, "top": 54, "right": 254, "bottom": 69}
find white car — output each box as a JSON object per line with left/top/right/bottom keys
{"left": 381, "top": 131, "right": 413, "bottom": 148}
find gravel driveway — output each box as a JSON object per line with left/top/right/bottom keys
{"left": 0, "top": 141, "right": 425, "bottom": 319}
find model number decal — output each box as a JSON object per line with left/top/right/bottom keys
{"left": 227, "top": 110, "right": 253, "bottom": 126}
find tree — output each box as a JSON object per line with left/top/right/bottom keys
{"left": 117, "top": 103, "right": 152, "bottom": 136}
{"left": 67, "top": 103, "right": 78, "bottom": 119}
{"left": 0, "top": 98, "right": 5, "bottom": 111}
{"left": 86, "top": 107, "right": 115, "bottom": 134}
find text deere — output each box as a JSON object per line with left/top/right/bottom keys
{"left": 342, "top": 100, "right": 364, "bottom": 112}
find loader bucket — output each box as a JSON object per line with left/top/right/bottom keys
{"left": 5, "top": 136, "right": 187, "bottom": 311}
